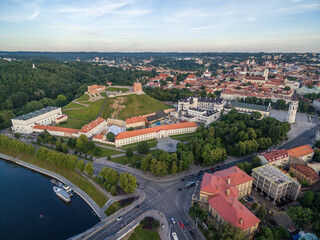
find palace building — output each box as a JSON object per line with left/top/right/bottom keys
{"left": 115, "top": 121, "right": 197, "bottom": 147}
{"left": 177, "top": 97, "right": 226, "bottom": 125}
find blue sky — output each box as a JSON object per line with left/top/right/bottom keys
{"left": 0, "top": 0, "right": 319, "bottom": 52}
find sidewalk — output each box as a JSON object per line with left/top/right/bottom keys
{"left": 102, "top": 191, "right": 139, "bottom": 212}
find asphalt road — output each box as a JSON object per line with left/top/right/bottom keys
{"left": 85, "top": 123, "right": 320, "bottom": 240}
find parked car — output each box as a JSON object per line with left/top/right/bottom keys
{"left": 135, "top": 205, "right": 140, "bottom": 209}
{"left": 117, "top": 216, "right": 122, "bottom": 221}
{"left": 178, "top": 188, "right": 182, "bottom": 191}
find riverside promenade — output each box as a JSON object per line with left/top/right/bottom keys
{"left": 0, "top": 153, "right": 107, "bottom": 220}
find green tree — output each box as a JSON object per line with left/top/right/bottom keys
{"left": 119, "top": 172, "right": 137, "bottom": 193}
{"left": 76, "top": 159, "right": 85, "bottom": 171}
{"left": 76, "top": 135, "right": 88, "bottom": 153}
{"left": 126, "top": 148, "right": 133, "bottom": 158}
{"left": 256, "top": 204, "right": 267, "bottom": 221}
{"left": 84, "top": 162, "right": 94, "bottom": 176}
{"left": 93, "top": 147, "right": 102, "bottom": 157}
{"left": 107, "top": 132, "right": 115, "bottom": 141}
{"left": 61, "top": 143, "right": 69, "bottom": 153}
{"left": 287, "top": 206, "right": 313, "bottom": 228}
{"left": 218, "top": 222, "right": 246, "bottom": 240}
{"left": 137, "top": 141, "right": 150, "bottom": 154}
{"left": 140, "top": 154, "right": 152, "bottom": 171}
{"left": 110, "top": 185, "right": 117, "bottom": 196}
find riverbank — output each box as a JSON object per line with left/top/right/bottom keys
{"left": 0, "top": 149, "right": 107, "bottom": 220}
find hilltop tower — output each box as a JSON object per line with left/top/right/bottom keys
{"left": 286, "top": 100, "right": 299, "bottom": 124}
{"left": 133, "top": 82, "right": 142, "bottom": 92}
{"left": 264, "top": 68, "right": 269, "bottom": 81}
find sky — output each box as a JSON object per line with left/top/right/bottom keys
{"left": 0, "top": 0, "right": 319, "bottom": 52}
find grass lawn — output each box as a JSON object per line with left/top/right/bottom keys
{"left": 104, "top": 201, "right": 121, "bottom": 216}
{"left": 111, "top": 154, "right": 142, "bottom": 165}
{"left": 56, "top": 118, "right": 90, "bottom": 129}
{"left": 63, "top": 98, "right": 106, "bottom": 121}
{"left": 104, "top": 197, "right": 136, "bottom": 216}
{"left": 101, "top": 94, "right": 170, "bottom": 120}
{"left": 62, "top": 102, "right": 84, "bottom": 110}
{"left": 96, "top": 142, "right": 118, "bottom": 148}
{"left": 0, "top": 147, "right": 108, "bottom": 208}
{"left": 106, "top": 87, "right": 129, "bottom": 93}
{"left": 128, "top": 225, "right": 161, "bottom": 240}
{"left": 87, "top": 146, "right": 123, "bottom": 157}
{"left": 170, "top": 133, "right": 195, "bottom": 142}
{"left": 77, "top": 93, "right": 90, "bottom": 101}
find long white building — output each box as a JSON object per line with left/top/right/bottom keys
{"left": 11, "top": 107, "right": 62, "bottom": 133}
{"left": 115, "top": 122, "right": 197, "bottom": 147}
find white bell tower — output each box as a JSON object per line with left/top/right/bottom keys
{"left": 263, "top": 68, "right": 269, "bottom": 81}
{"left": 286, "top": 100, "right": 299, "bottom": 124}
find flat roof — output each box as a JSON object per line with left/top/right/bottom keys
{"left": 13, "top": 107, "right": 59, "bottom": 121}
{"left": 253, "top": 164, "right": 297, "bottom": 185}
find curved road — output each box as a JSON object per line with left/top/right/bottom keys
{"left": 76, "top": 123, "right": 320, "bottom": 240}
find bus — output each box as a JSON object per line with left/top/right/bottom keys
{"left": 172, "top": 232, "right": 178, "bottom": 240}
{"left": 185, "top": 181, "right": 196, "bottom": 188}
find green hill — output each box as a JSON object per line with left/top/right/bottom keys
{"left": 101, "top": 94, "right": 172, "bottom": 120}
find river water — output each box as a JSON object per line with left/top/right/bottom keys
{"left": 0, "top": 158, "right": 100, "bottom": 240}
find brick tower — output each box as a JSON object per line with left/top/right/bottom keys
{"left": 133, "top": 82, "right": 142, "bottom": 92}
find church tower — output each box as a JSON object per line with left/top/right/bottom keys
{"left": 263, "top": 68, "right": 269, "bottom": 81}
{"left": 286, "top": 100, "right": 299, "bottom": 124}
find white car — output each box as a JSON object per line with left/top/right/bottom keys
{"left": 117, "top": 216, "right": 122, "bottom": 221}
{"left": 171, "top": 217, "right": 176, "bottom": 224}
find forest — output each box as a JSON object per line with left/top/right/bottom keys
{"left": 0, "top": 59, "right": 155, "bottom": 129}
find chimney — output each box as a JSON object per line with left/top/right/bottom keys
{"left": 227, "top": 177, "right": 231, "bottom": 185}
{"left": 239, "top": 217, "right": 243, "bottom": 224}
{"left": 226, "top": 188, "right": 230, "bottom": 196}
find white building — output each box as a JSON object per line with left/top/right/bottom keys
{"left": 115, "top": 122, "right": 197, "bottom": 147}
{"left": 202, "top": 69, "right": 212, "bottom": 78}
{"left": 177, "top": 97, "right": 226, "bottom": 124}
{"left": 252, "top": 164, "right": 301, "bottom": 203}
{"left": 33, "top": 117, "right": 108, "bottom": 138}
{"left": 11, "top": 107, "right": 62, "bottom": 134}
{"left": 286, "top": 100, "right": 299, "bottom": 124}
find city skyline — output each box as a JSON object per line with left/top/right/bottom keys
{"left": 0, "top": 0, "right": 320, "bottom": 52}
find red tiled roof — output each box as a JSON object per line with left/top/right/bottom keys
{"left": 126, "top": 116, "right": 146, "bottom": 124}
{"left": 115, "top": 122, "right": 197, "bottom": 140}
{"left": 244, "top": 76, "right": 265, "bottom": 80}
{"left": 200, "top": 168, "right": 259, "bottom": 230}
{"left": 93, "top": 134, "right": 105, "bottom": 140}
{"left": 287, "top": 145, "right": 314, "bottom": 158}
{"left": 261, "top": 149, "right": 289, "bottom": 162}
{"left": 56, "top": 114, "right": 68, "bottom": 120}
{"left": 212, "top": 166, "right": 253, "bottom": 186}
{"left": 79, "top": 117, "right": 106, "bottom": 133}
{"left": 33, "top": 125, "right": 79, "bottom": 134}
{"left": 290, "top": 164, "right": 320, "bottom": 182}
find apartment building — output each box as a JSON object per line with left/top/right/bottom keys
{"left": 252, "top": 164, "right": 301, "bottom": 203}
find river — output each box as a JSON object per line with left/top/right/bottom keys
{"left": 0, "top": 158, "right": 100, "bottom": 240}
